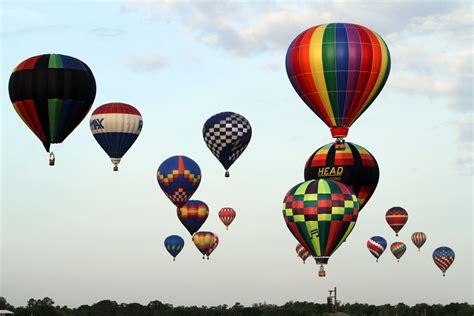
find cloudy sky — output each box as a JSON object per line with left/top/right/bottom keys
{"left": 1, "top": 0, "right": 472, "bottom": 308}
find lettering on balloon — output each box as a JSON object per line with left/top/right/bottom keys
{"left": 310, "top": 228, "right": 319, "bottom": 239}
{"left": 90, "top": 118, "right": 104, "bottom": 130}
{"left": 317, "top": 166, "right": 343, "bottom": 177}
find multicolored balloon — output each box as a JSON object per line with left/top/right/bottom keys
{"left": 385, "top": 207, "right": 408, "bottom": 236}
{"left": 203, "top": 111, "right": 252, "bottom": 177}
{"left": 296, "top": 244, "right": 310, "bottom": 263}
{"left": 282, "top": 179, "right": 359, "bottom": 277}
{"left": 8, "top": 54, "right": 96, "bottom": 165}
{"left": 90, "top": 102, "right": 143, "bottom": 171}
{"left": 286, "top": 23, "right": 391, "bottom": 144}
{"left": 157, "top": 156, "right": 201, "bottom": 207}
{"left": 218, "top": 207, "right": 236, "bottom": 230}
{"left": 164, "top": 235, "right": 184, "bottom": 261}
{"left": 192, "top": 231, "right": 218, "bottom": 260}
{"left": 304, "top": 142, "right": 379, "bottom": 212}
{"left": 433, "top": 247, "right": 455, "bottom": 276}
{"left": 390, "top": 242, "right": 407, "bottom": 262}
{"left": 411, "top": 232, "right": 427, "bottom": 251}
{"left": 367, "top": 236, "right": 387, "bottom": 262}
{"left": 177, "top": 200, "right": 209, "bottom": 235}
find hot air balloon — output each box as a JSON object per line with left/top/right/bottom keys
{"left": 296, "top": 244, "right": 310, "bottom": 264}
{"left": 157, "top": 156, "right": 201, "bottom": 207}
{"left": 304, "top": 142, "right": 379, "bottom": 212}
{"left": 385, "top": 207, "right": 408, "bottom": 236}
{"left": 203, "top": 111, "right": 252, "bottom": 177}
{"left": 367, "top": 236, "right": 387, "bottom": 262}
{"left": 177, "top": 200, "right": 209, "bottom": 235}
{"left": 433, "top": 246, "right": 455, "bottom": 276}
{"left": 8, "top": 54, "right": 96, "bottom": 165}
{"left": 164, "top": 235, "right": 184, "bottom": 261}
{"left": 390, "top": 242, "right": 407, "bottom": 262}
{"left": 282, "top": 179, "right": 359, "bottom": 277}
{"left": 411, "top": 232, "right": 427, "bottom": 251}
{"left": 90, "top": 102, "right": 143, "bottom": 171}
{"left": 218, "top": 207, "right": 236, "bottom": 230}
{"left": 192, "top": 231, "right": 218, "bottom": 259}
{"left": 286, "top": 23, "right": 390, "bottom": 146}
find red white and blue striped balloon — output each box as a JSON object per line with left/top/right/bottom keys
{"left": 367, "top": 236, "right": 387, "bottom": 262}
{"left": 90, "top": 102, "right": 143, "bottom": 171}
{"left": 433, "top": 246, "right": 455, "bottom": 276}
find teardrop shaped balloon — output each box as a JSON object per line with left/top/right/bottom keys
{"left": 432, "top": 246, "right": 455, "bottom": 276}
{"left": 9, "top": 54, "right": 96, "bottom": 164}
{"left": 164, "top": 235, "right": 184, "bottom": 261}
{"left": 177, "top": 200, "right": 209, "bottom": 235}
{"left": 192, "top": 231, "right": 218, "bottom": 260}
{"left": 286, "top": 23, "right": 391, "bottom": 143}
{"left": 90, "top": 102, "right": 143, "bottom": 171}
{"left": 282, "top": 179, "right": 359, "bottom": 277}
{"left": 385, "top": 207, "right": 408, "bottom": 236}
{"left": 411, "top": 232, "right": 427, "bottom": 251}
{"left": 157, "top": 156, "right": 201, "bottom": 207}
{"left": 218, "top": 207, "right": 236, "bottom": 230}
{"left": 304, "top": 142, "right": 379, "bottom": 212}
{"left": 206, "top": 234, "right": 219, "bottom": 259}
{"left": 390, "top": 242, "right": 407, "bottom": 262}
{"left": 367, "top": 236, "right": 387, "bottom": 262}
{"left": 202, "top": 111, "right": 252, "bottom": 177}
{"left": 296, "top": 244, "right": 310, "bottom": 264}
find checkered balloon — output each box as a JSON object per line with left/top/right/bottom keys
{"left": 203, "top": 112, "right": 252, "bottom": 177}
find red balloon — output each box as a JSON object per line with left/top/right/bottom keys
{"left": 218, "top": 207, "right": 236, "bottom": 230}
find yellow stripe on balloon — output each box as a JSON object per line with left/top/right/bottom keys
{"left": 309, "top": 25, "right": 335, "bottom": 126}
{"left": 306, "top": 220, "right": 321, "bottom": 256}
{"left": 359, "top": 33, "right": 389, "bottom": 115}
{"left": 295, "top": 180, "right": 311, "bottom": 195}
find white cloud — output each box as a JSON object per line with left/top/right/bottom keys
{"left": 127, "top": 52, "right": 167, "bottom": 72}
{"left": 90, "top": 27, "right": 124, "bottom": 37}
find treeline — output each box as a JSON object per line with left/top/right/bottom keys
{"left": 1, "top": 297, "right": 472, "bottom": 315}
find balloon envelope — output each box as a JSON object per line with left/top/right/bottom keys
{"left": 411, "top": 232, "right": 427, "bottom": 251}
{"left": 286, "top": 23, "right": 391, "bottom": 140}
{"left": 157, "top": 156, "right": 201, "bottom": 207}
{"left": 177, "top": 200, "right": 209, "bottom": 235}
{"left": 385, "top": 207, "right": 408, "bottom": 236}
{"left": 304, "top": 142, "right": 379, "bottom": 212}
{"left": 90, "top": 102, "right": 143, "bottom": 171}
{"left": 218, "top": 207, "right": 236, "bottom": 229}
{"left": 433, "top": 246, "right": 455, "bottom": 276}
{"left": 390, "top": 242, "right": 407, "bottom": 261}
{"left": 296, "top": 244, "right": 310, "bottom": 263}
{"left": 203, "top": 111, "right": 252, "bottom": 177}
{"left": 9, "top": 54, "right": 96, "bottom": 154}
{"left": 282, "top": 179, "right": 359, "bottom": 275}
{"left": 367, "top": 236, "right": 387, "bottom": 261}
{"left": 192, "top": 231, "right": 218, "bottom": 259}
{"left": 164, "top": 235, "right": 184, "bottom": 260}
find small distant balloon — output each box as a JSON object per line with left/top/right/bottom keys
{"left": 192, "top": 231, "right": 218, "bottom": 260}
{"left": 385, "top": 207, "right": 408, "bottom": 236}
{"left": 367, "top": 236, "right": 387, "bottom": 262}
{"left": 156, "top": 156, "right": 201, "bottom": 207}
{"left": 218, "top": 207, "right": 236, "bottom": 230}
{"left": 164, "top": 235, "right": 184, "bottom": 261}
{"left": 203, "top": 111, "right": 252, "bottom": 177}
{"left": 177, "top": 200, "right": 209, "bottom": 235}
{"left": 411, "top": 232, "right": 427, "bottom": 251}
{"left": 296, "top": 244, "right": 310, "bottom": 264}
{"left": 390, "top": 242, "right": 407, "bottom": 262}
{"left": 433, "top": 246, "right": 455, "bottom": 276}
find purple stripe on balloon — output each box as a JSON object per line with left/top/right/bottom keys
{"left": 343, "top": 25, "right": 362, "bottom": 122}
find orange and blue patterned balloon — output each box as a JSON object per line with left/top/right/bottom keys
{"left": 286, "top": 23, "right": 390, "bottom": 141}
{"left": 157, "top": 156, "right": 201, "bottom": 207}
{"left": 177, "top": 200, "right": 209, "bottom": 235}
{"left": 9, "top": 54, "right": 96, "bottom": 162}
{"left": 296, "top": 244, "right": 310, "bottom": 263}
{"left": 385, "top": 207, "right": 408, "bottom": 236}
{"left": 390, "top": 242, "right": 407, "bottom": 262}
{"left": 411, "top": 232, "right": 427, "bottom": 251}
{"left": 203, "top": 112, "right": 252, "bottom": 177}
{"left": 433, "top": 246, "right": 455, "bottom": 276}
{"left": 164, "top": 235, "right": 184, "bottom": 261}
{"left": 367, "top": 236, "right": 387, "bottom": 262}
{"left": 305, "top": 142, "right": 379, "bottom": 212}
{"left": 282, "top": 179, "right": 359, "bottom": 276}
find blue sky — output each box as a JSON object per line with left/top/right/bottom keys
{"left": 1, "top": 0, "right": 472, "bottom": 308}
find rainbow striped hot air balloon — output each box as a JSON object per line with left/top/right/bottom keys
{"left": 296, "top": 244, "right": 310, "bottom": 263}
{"left": 390, "top": 242, "right": 407, "bottom": 262}
{"left": 286, "top": 23, "right": 390, "bottom": 146}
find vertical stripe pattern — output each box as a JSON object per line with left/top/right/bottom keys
{"left": 286, "top": 23, "right": 390, "bottom": 138}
